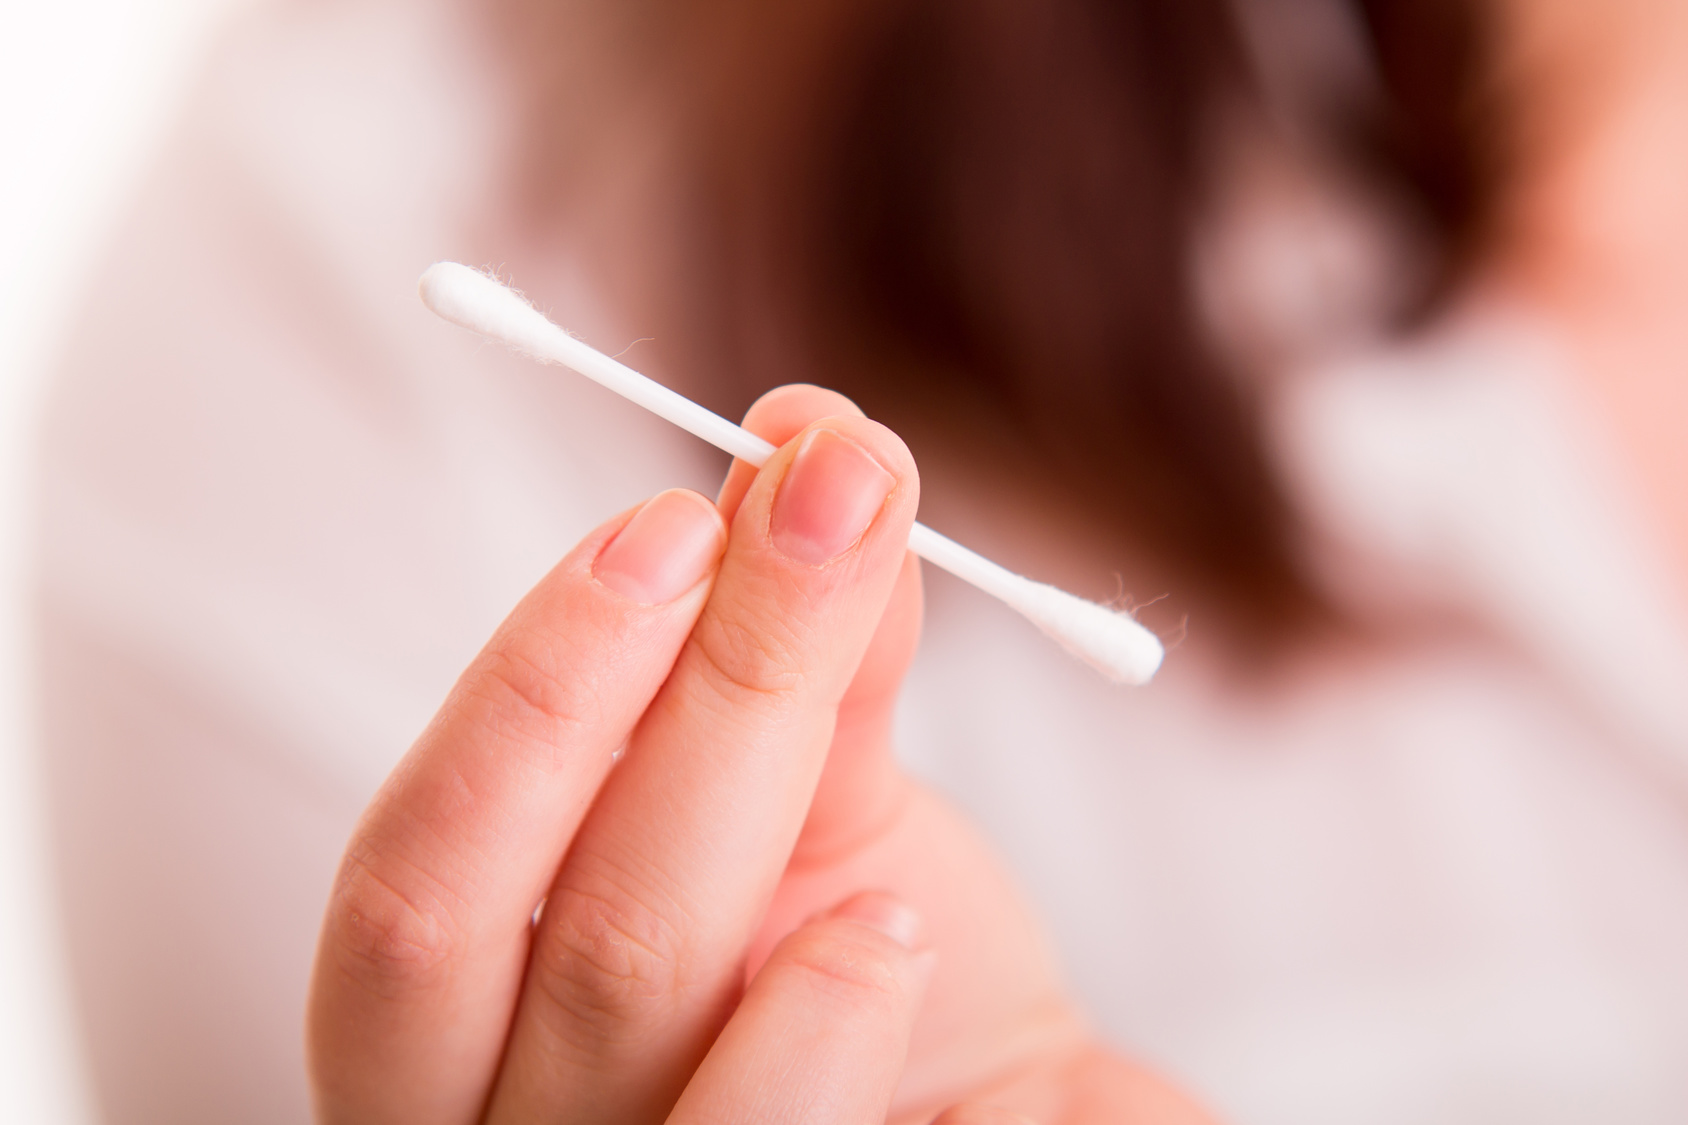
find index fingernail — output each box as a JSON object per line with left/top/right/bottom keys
{"left": 594, "top": 490, "right": 725, "bottom": 604}
{"left": 771, "top": 429, "right": 896, "bottom": 565}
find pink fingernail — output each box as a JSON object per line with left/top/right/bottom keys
{"left": 593, "top": 490, "right": 725, "bottom": 604}
{"left": 831, "top": 891, "right": 924, "bottom": 949}
{"left": 770, "top": 429, "right": 896, "bottom": 565}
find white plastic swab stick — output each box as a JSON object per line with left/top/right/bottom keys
{"left": 419, "top": 262, "right": 1164, "bottom": 684}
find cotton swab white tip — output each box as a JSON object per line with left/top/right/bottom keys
{"left": 419, "top": 261, "right": 553, "bottom": 358}
{"left": 905, "top": 522, "right": 1163, "bottom": 685}
{"left": 419, "top": 261, "right": 1165, "bottom": 685}
{"left": 1008, "top": 581, "right": 1165, "bottom": 684}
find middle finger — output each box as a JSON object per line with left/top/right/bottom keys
{"left": 487, "top": 413, "right": 919, "bottom": 1123}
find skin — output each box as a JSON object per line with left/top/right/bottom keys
{"left": 307, "top": 385, "right": 1217, "bottom": 1124}
{"left": 1486, "top": 0, "right": 1688, "bottom": 588}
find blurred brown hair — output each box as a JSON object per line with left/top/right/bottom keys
{"left": 499, "top": 0, "right": 1498, "bottom": 650}
{"left": 1339, "top": 0, "right": 1506, "bottom": 315}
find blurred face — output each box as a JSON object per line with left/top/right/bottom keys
{"left": 1488, "top": 0, "right": 1688, "bottom": 275}
{"left": 1487, "top": 0, "right": 1688, "bottom": 586}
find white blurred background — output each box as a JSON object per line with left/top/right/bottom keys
{"left": 0, "top": 2, "right": 248, "bottom": 1120}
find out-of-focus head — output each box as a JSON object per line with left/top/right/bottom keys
{"left": 495, "top": 0, "right": 1503, "bottom": 656}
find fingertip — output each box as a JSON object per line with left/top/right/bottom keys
{"left": 813, "top": 414, "right": 918, "bottom": 497}
{"left": 825, "top": 890, "right": 925, "bottom": 950}
{"left": 769, "top": 890, "right": 936, "bottom": 1006}
{"left": 770, "top": 427, "right": 899, "bottom": 566}
{"left": 746, "top": 384, "right": 868, "bottom": 434}
{"left": 761, "top": 415, "right": 919, "bottom": 553}
{"left": 668, "top": 881, "right": 931, "bottom": 1125}
{"left": 592, "top": 488, "right": 727, "bottom": 604}
{"left": 719, "top": 385, "right": 870, "bottom": 519}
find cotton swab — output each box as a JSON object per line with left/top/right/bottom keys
{"left": 419, "top": 262, "right": 1164, "bottom": 684}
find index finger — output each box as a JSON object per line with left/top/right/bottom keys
{"left": 486, "top": 413, "right": 919, "bottom": 1124}
{"left": 308, "top": 489, "right": 726, "bottom": 1125}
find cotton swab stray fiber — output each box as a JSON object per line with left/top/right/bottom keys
{"left": 419, "top": 262, "right": 1164, "bottom": 685}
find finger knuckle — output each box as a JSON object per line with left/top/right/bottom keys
{"left": 687, "top": 600, "right": 809, "bottom": 705}
{"left": 470, "top": 636, "right": 597, "bottom": 746}
{"left": 325, "top": 850, "right": 464, "bottom": 999}
{"left": 530, "top": 881, "right": 691, "bottom": 1042}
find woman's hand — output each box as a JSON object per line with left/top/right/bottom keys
{"left": 307, "top": 386, "right": 1216, "bottom": 1124}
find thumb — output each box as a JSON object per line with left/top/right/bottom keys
{"left": 802, "top": 548, "right": 921, "bottom": 862}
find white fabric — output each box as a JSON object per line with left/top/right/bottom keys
{"left": 36, "top": 3, "right": 1688, "bottom": 1124}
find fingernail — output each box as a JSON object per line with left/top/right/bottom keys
{"left": 770, "top": 429, "right": 896, "bottom": 565}
{"left": 831, "top": 891, "right": 924, "bottom": 949}
{"left": 593, "top": 490, "right": 725, "bottom": 604}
